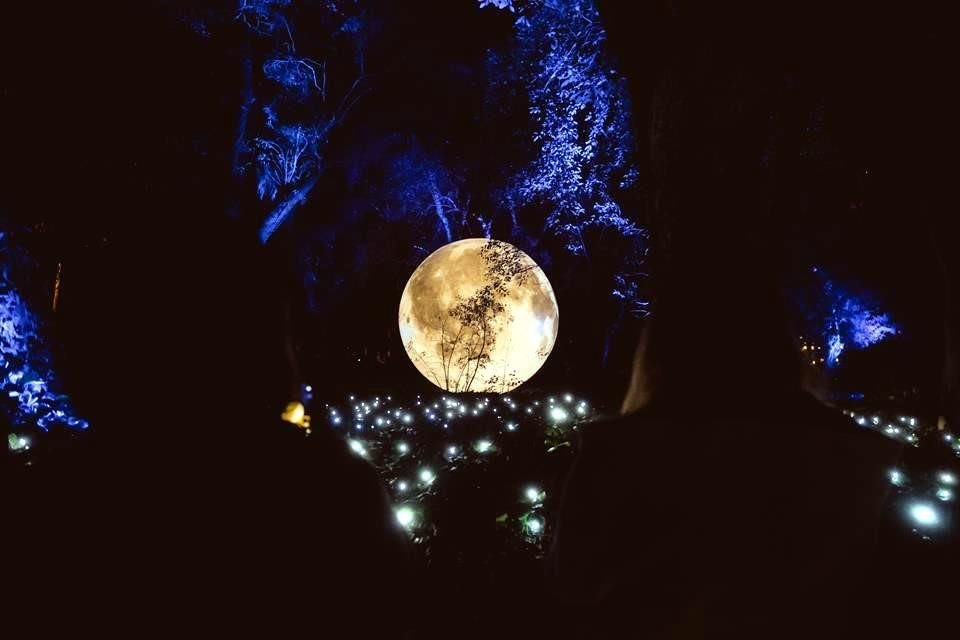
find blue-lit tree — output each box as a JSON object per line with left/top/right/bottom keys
{"left": 801, "top": 269, "right": 899, "bottom": 369}
{"left": 232, "top": 0, "right": 367, "bottom": 243}
{"left": 481, "top": 0, "right": 648, "bottom": 317}
{"left": 1, "top": 238, "right": 88, "bottom": 435}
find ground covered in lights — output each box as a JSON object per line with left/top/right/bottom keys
{"left": 10, "top": 389, "right": 960, "bottom": 557}
{"left": 306, "top": 391, "right": 592, "bottom": 561}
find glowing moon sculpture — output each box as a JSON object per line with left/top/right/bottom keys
{"left": 399, "top": 239, "right": 559, "bottom": 393}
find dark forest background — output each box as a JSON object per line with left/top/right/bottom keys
{"left": 0, "top": 0, "right": 954, "bottom": 422}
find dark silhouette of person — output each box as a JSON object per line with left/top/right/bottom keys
{"left": 6, "top": 222, "right": 415, "bottom": 635}
{"left": 547, "top": 2, "right": 949, "bottom": 637}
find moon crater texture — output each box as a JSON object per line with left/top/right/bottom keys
{"left": 399, "top": 239, "right": 559, "bottom": 393}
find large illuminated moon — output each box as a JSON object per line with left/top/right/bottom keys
{"left": 399, "top": 239, "right": 559, "bottom": 393}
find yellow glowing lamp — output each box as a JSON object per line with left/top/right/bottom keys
{"left": 281, "top": 401, "right": 311, "bottom": 428}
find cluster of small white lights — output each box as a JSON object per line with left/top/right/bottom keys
{"left": 312, "top": 391, "right": 596, "bottom": 545}
{"left": 938, "top": 472, "right": 956, "bottom": 486}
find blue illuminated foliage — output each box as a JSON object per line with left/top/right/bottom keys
{"left": 1, "top": 248, "right": 88, "bottom": 431}
{"left": 262, "top": 56, "right": 323, "bottom": 99}
{"left": 814, "top": 272, "right": 898, "bottom": 368}
{"left": 231, "top": 0, "right": 367, "bottom": 243}
{"left": 484, "top": 0, "right": 647, "bottom": 314}
{"left": 253, "top": 106, "right": 325, "bottom": 201}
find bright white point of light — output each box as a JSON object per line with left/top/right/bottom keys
{"left": 387, "top": 396, "right": 392, "bottom": 401}
{"left": 872, "top": 416, "right": 880, "bottom": 425}
{"left": 548, "top": 397, "right": 555, "bottom": 403}
{"left": 564, "top": 394, "right": 573, "bottom": 403}
{"left": 349, "top": 395, "right": 355, "bottom": 401}
{"left": 348, "top": 440, "right": 367, "bottom": 457}
{"left": 472, "top": 410, "right": 478, "bottom": 416}
{"left": 939, "top": 472, "right": 957, "bottom": 486}
{"left": 889, "top": 469, "right": 906, "bottom": 486}
{"left": 397, "top": 481, "right": 409, "bottom": 492}
{"left": 419, "top": 468, "right": 435, "bottom": 484}
{"left": 446, "top": 411, "right": 454, "bottom": 419}
{"left": 526, "top": 518, "right": 544, "bottom": 535}
{"left": 395, "top": 506, "right": 416, "bottom": 528}
{"left": 475, "top": 440, "right": 493, "bottom": 454}
{"left": 526, "top": 407, "right": 533, "bottom": 414}
{"left": 505, "top": 422, "right": 517, "bottom": 431}
{"left": 402, "top": 414, "right": 413, "bottom": 424}
{"left": 936, "top": 488, "right": 953, "bottom": 502}
{"left": 305, "top": 385, "right": 313, "bottom": 393}
{"left": 375, "top": 417, "right": 384, "bottom": 426}
{"left": 907, "top": 434, "right": 917, "bottom": 443}
{"left": 909, "top": 503, "right": 940, "bottom": 527}
{"left": 550, "top": 407, "right": 569, "bottom": 422}
{"left": 856, "top": 417, "right": 867, "bottom": 426}
{"left": 332, "top": 416, "right": 341, "bottom": 425}
{"left": 525, "top": 487, "right": 543, "bottom": 503}
{"left": 946, "top": 434, "right": 954, "bottom": 442}
{"left": 909, "top": 418, "right": 916, "bottom": 426}
{"left": 354, "top": 424, "right": 362, "bottom": 431}
{"left": 460, "top": 406, "right": 467, "bottom": 414}
{"left": 576, "top": 406, "right": 586, "bottom": 415}
{"left": 397, "top": 442, "right": 410, "bottom": 454}
{"left": 447, "top": 445, "right": 458, "bottom": 456}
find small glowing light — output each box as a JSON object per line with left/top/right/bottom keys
{"left": 397, "top": 442, "right": 410, "bottom": 454}
{"left": 447, "top": 445, "right": 458, "bottom": 456}
{"left": 872, "top": 416, "right": 880, "bottom": 425}
{"left": 550, "top": 407, "right": 569, "bottom": 422}
{"left": 505, "top": 422, "right": 517, "bottom": 431}
{"left": 576, "top": 406, "right": 586, "bottom": 415}
{"left": 938, "top": 472, "right": 957, "bottom": 486}
{"left": 525, "top": 407, "right": 533, "bottom": 414}
{"left": 395, "top": 506, "right": 416, "bottom": 528}
{"left": 856, "top": 416, "right": 867, "bottom": 426}
{"left": 402, "top": 414, "right": 413, "bottom": 424}
{"left": 397, "top": 481, "right": 408, "bottom": 492}
{"left": 375, "top": 417, "right": 384, "bottom": 426}
{"left": 419, "top": 468, "right": 435, "bottom": 484}
{"left": 475, "top": 439, "right": 493, "bottom": 454}
{"left": 936, "top": 487, "right": 953, "bottom": 502}
{"left": 525, "top": 486, "right": 543, "bottom": 503}
{"left": 564, "top": 394, "right": 573, "bottom": 403}
{"left": 908, "top": 502, "right": 940, "bottom": 527}
{"left": 889, "top": 469, "right": 906, "bottom": 486}
{"left": 909, "top": 418, "right": 916, "bottom": 426}
{"left": 304, "top": 385, "right": 313, "bottom": 393}
{"left": 525, "top": 517, "right": 544, "bottom": 535}
{"left": 945, "top": 434, "right": 954, "bottom": 442}
{"left": 348, "top": 439, "right": 367, "bottom": 457}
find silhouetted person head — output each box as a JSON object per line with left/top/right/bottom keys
{"left": 65, "top": 219, "right": 293, "bottom": 446}
{"left": 622, "top": 220, "right": 803, "bottom": 414}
